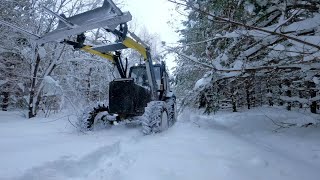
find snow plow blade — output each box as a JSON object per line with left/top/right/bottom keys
{"left": 36, "top": 0, "right": 132, "bottom": 44}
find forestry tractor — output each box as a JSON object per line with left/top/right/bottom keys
{"left": 0, "top": 0, "right": 177, "bottom": 134}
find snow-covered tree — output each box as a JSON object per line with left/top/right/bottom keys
{"left": 172, "top": 0, "right": 320, "bottom": 114}
{"left": 0, "top": 0, "right": 115, "bottom": 117}
{"left": 0, "top": 0, "right": 33, "bottom": 111}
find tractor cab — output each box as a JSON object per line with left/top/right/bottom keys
{"left": 129, "top": 62, "right": 171, "bottom": 103}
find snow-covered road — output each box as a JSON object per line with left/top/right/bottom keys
{"left": 1, "top": 107, "right": 320, "bottom": 180}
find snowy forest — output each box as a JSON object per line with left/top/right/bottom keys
{"left": 172, "top": 0, "right": 320, "bottom": 115}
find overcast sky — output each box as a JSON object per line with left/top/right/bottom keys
{"left": 124, "top": 0, "right": 181, "bottom": 44}
{"left": 123, "top": 0, "right": 184, "bottom": 70}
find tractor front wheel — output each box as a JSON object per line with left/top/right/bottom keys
{"left": 166, "top": 98, "right": 177, "bottom": 127}
{"left": 142, "top": 101, "right": 169, "bottom": 135}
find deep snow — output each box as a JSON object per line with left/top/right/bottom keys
{"left": 0, "top": 107, "right": 320, "bottom": 180}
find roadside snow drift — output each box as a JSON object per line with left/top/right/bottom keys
{"left": 0, "top": 107, "right": 320, "bottom": 180}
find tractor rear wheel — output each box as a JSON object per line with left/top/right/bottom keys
{"left": 78, "top": 102, "right": 112, "bottom": 131}
{"left": 142, "top": 101, "right": 169, "bottom": 135}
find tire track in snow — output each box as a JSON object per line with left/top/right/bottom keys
{"left": 7, "top": 141, "right": 128, "bottom": 180}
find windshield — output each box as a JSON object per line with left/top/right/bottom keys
{"left": 130, "top": 66, "right": 161, "bottom": 88}
{"left": 130, "top": 67, "right": 148, "bottom": 86}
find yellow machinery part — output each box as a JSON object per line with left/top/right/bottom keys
{"left": 80, "top": 37, "right": 148, "bottom": 63}
{"left": 122, "top": 37, "right": 147, "bottom": 59}
{"left": 81, "top": 45, "right": 115, "bottom": 63}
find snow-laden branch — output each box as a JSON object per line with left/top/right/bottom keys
{"left": 168, "top": 0, "right": 320, "bottom": 50}
{"left": 166, "top": 47, "right": 215, "bottom": 69}
{"left": 274, "top": 9, "right": 302, "bottom": 32}
{"left": 168, "top": 45, "right": 320, "bottom": 73}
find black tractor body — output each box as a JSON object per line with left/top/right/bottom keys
{"left": 108, "top": 63, "right": 167, "bottom": 117}
{"left": 109, "top": 78, "right": 151, "bottom": 116}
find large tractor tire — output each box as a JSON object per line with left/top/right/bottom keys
{"left": 142, "top": 101, "right": 169, "bottom": 135}
{"left": 166, "top": 98, "right": 177, "bottom": 127}
{"left": 78, "top": 102, "right": 112, "bottom": 131}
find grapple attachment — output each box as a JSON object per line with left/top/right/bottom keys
{"left": 36, "top": 0, "right": 132, "bottom": 44}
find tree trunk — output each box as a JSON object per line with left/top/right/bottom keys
{"left": 298, "top": 84, "right": 303, "bottom": 108}
{"left": 199, "top": 92, "right": 206, "bottom": 109}
{"left": 231, "top": 86, "right": 237, "bottom": 112}
{"left": 86, "top": 67, "right": 92, "bottom": 103}
{"left": 251, "top": 75, "right": 256, "bottom": 107}
{"left": 246, "top": 78, "right": 251, "bottom": 109}
{"left": 266, "top": 79, "right": 273, "bottom": 106}
{"left": 1, "top": 59, "right": 14, "bottom": 111}
{"left": 285, "top": 79, "right": 292, "bottom": 111}
{"left": 28, "top": 53, "right": 41, "bottom": 118}
{"left": 232, "top": 100, "right": 237, "bottom": 112}
{"left": 246, "top": 88, "right": 250, "bottom": 109}
{"left": 278, "top": 84, "right": 283, "bottom": 106}
{"left": 286, "top": 89, "right": 292, "bottom": 111}
{"left": 1, "top": 91, "right": 9, "bottom": 111}
{"left": 268, "top": 90, "right": 274, "bottom": 106}
{"left": 283, "top": 79, "right": 292, "bottom": 111}
{"left": 308, "top": 81, "right": 317, "bottom": 113}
